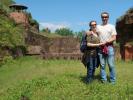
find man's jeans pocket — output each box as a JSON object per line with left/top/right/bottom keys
{"left": 108, "top": 46, "right": 114, "bottom": 55}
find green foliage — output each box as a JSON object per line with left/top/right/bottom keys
{"left": 0, "top": 0, "right": 14, "bottom": 6}
{"left": 75, "top": 30, "right": 85, "bottom": 41}
{"left": 26, "top": 12, "right": 39, "bottom": 26}
{"left": 11, "top": 45, "right": 27, "bottom": 56}
{"left": 1, "top": 55, "right": 13, "bottom": 64}
{"left": 41, "top": 28, "right": 51, "bottom": 33}
{"left": 0, "top": 57, "right": 133, "bottom": 99}
{"left": 0, "top": 0, "right": 26, "bottom": 62}
{"left": 55, "top": 28, "right": 74, "bottom": 36}
{"left": 30, "top": 19, "right": 39, "bottom": 26}
{"left": 40, "top": 31, "right": 62, "bottom": 38}
{"left": 0, "top": 14, "right": 25, "bottom": 47}
{"left": 0, "top": 0, "right": 15, "bottom": 12}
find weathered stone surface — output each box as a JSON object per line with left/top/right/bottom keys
{"left": 116, "top": 8, "right": 133, "bottom": 61}
{"left": 25, "top": 31, "right": 81, "bottom": 60}
{"left": 114, "top": 45, "right": 121, "bottom": 60}
{"left": 123, "top": 44, "right": 133, "bottom": 61}
{"left": 9, "top": 5, "right": 39, "bottom": 33}
{"left": 27, "top": 45, "right": 41, "bottom": 55}
{"left": 9, "top": 12, "right": 29, "bottom": 26}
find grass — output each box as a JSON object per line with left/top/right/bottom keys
{"left": 0, "top": 56, "right": 133, "bottom": 100}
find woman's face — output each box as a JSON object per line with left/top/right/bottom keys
{"left": 90, "top": 22, "right": 97, "bottom": 30}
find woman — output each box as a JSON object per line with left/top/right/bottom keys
{"left": 84, "top": 21, "right": 103, "bottom": 83}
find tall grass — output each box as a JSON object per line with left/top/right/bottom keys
{"left": 0, "top": 56, "right": 133, "bottom": 100}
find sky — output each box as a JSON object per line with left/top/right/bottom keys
{"left": 15, "top": 0, "right": 133, "bottom": 32}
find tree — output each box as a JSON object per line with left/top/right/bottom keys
{"left": 55, "top": 28, "right": 74, "bottom": 36}
{"left": 41, "top": 28, "right": 51, "bottom": 33}
{"left": 0, "top": 0, "right": 15, "bottom": 12}
{"left": 26, "top": 12, "right": 39, "bottom": 27}
{"left": 75, "top": 30, "right": 85, "bottom": 41}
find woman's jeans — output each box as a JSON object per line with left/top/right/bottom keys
{"left": 86, "top": 56, "right": 97, "bottom": 81}
{"left": 98, "top": 46, "right": 116, "bottom": 82}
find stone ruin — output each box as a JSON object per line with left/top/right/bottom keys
{"left": 9, "top": 4, "right": 39, "bottom": 33}
{"left": 8, "top": 4, "right": 82, "bottom": 60}
{"left": 26, "top": 31, "right": 82, "bottom": 60}
{"left": 9, "top": 4, "right": 29, "bottom": 27}
{"left": 8, "top": 3, "right": 133, "bottom": 61}
{"left": 116, "top": 7, "right": 133, "bottom": 61}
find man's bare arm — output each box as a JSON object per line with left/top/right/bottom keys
{"left": 106, "top": 35, "right": 116, "bottom": 43}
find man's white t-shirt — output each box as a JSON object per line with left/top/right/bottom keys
{"left": 96, "top": 24, "right": 117, "bottom": 42}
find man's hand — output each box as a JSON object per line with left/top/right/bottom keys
{"left": 105, "top": 35, "right": 116, "bottom": 44}
{"left": 99, "top": 42, "right": 106, "bottom": 46}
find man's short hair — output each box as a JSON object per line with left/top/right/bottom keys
{"left": 101, "top": 12, "right": 109, "bottom": 17}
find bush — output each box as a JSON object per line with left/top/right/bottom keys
{"left": 1, "top": 55, "right": 13, "bottom": 65}
{"left": 0, "top": 12, "right": 25, "bottom": 47}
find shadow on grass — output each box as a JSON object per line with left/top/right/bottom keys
{"left": 20, "top": 95, "right": 29, "bottom": 100}
{"left": 94, "top": 74, "right": 101, "bottom": 80}
{"left": 80, "top": 74, "right": 101, "bottom": 84}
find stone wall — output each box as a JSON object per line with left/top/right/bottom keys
{"left": 123, "top": 44, "right": 133, "bottom": 61}
{"left": 9, "top": 12, "right": 39, "bottom": 33}
{"left": 25, "top": 31, "right": 82, "bottom": 60}
{"left": 9, "top": 12, "right": 29, "bottom": 27}
{"left": 41, "top": 37, "right": 81, "bottom": 59}
{"left": 114, "top": 45, "right": 121, "bottom": 60}
{"left": 116, "top": 8, "right": 133, "bottom": 61}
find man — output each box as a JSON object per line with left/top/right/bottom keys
{"left": 96, "top": 12, "right": 117, "bottom": 84}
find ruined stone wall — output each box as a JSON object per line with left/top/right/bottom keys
{"left": 116, "top": 8, "right": 133, "bottom": 61}
{"left": 41, "top": 37, "right": 81, "bottom": 60}
{"left": 9, "top": 12, "right": 29, "bottom": 26}
{"left": 48, "top": 37, "right": 80, "bottom": 53}
{"left": 9, "top": 12, "right": 39, "bottom": 33}
{"left": 25, "top": 31, "right": 81, "bottom": 60}
{"left": 116, "top": 8, "right": 133, "bottom": 43}
{"left": 114, "top": 45, "right": 121, "bottom": 60}
{"left": 8, "top": 9, "right": 82, "bottom": 60}
{"left": 121, "top": 44, "right": 133, "bottom": 61}
{"left": 25, "top": 31, "right": 49, "bottom": 55}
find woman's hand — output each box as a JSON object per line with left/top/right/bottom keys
{"left": 99, "top": 42, "right": 105, "bottom": 46}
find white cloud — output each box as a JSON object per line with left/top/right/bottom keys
{"left": 39, "top": 21, "right": 89, "bottom": 32}
{"left": 39, "top": 22, "right": 70, "bottom": 32}
{"left": 77, "top": 22, "right": 88, "bottom": 26}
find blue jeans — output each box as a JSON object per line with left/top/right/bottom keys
{"left": 86, "top": 56, "right": 98, "bottom": 80}
{"left": 98, "top": 46, "right": 116, "bottom": 82}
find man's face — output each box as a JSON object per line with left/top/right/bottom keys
{"left": 101, "top": 14, "right": 109, "bottom": 24}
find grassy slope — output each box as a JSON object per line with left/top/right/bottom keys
{"left": 0, "top": 56, "right": 133, "bottom": 100}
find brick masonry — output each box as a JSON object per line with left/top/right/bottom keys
{"left": 116, "top": 8, "right": 133, "bottom": 61}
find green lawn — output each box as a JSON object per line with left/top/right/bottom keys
{"left": 0, "top": 56, "right": 133, "bottom": 100}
